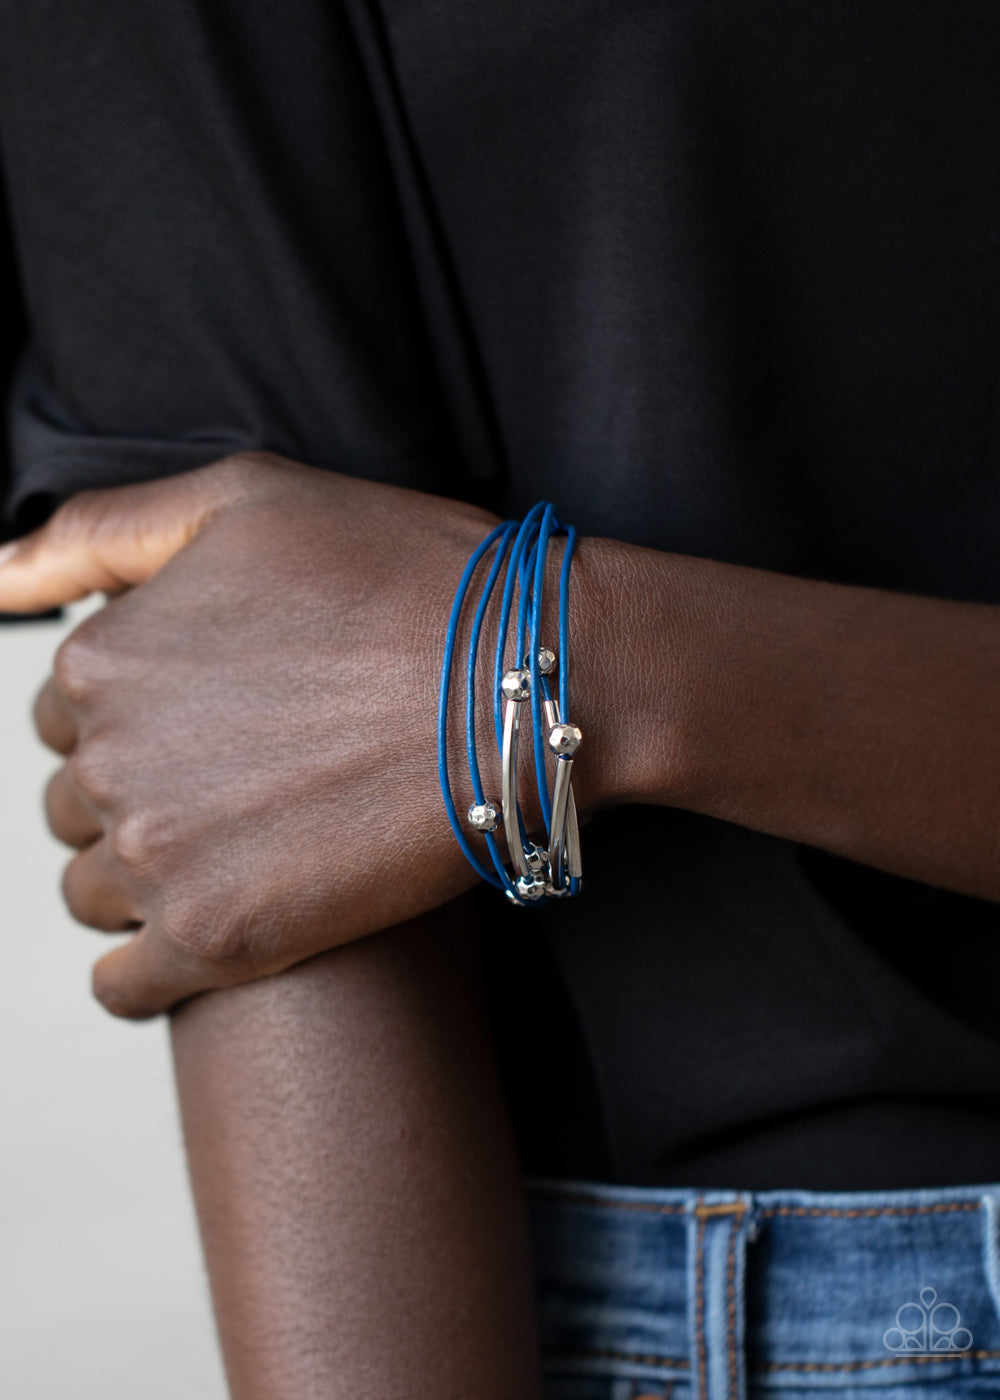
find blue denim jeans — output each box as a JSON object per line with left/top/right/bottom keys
{"left": 528, "top": 1177, "right": 1000, "bottom": 1400}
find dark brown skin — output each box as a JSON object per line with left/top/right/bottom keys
{"left": 6, "top": 450, "right": 1000, "bottom": 1394}
{"left": 171, "top": 907, "right": 543, "bottom": 1400}
{"left": 613, "top": 543, "right": 1000, "bottom": 903}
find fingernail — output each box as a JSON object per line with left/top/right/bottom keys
{"left": 0, "top": 542, "right": 20, "bottom": 569}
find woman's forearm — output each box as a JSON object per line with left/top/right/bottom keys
{"left": 577, "top": 537, "right": 1000, "bottom": 903}
{"left": 170, "top": 902, "right": 542, "bottom": 1400}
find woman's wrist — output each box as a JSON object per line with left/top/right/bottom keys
{"left": 440, "top": 519, "right": 714, "bottom": 878}
{"left": 565, "top": 533, "right": 708, "bottom": 817}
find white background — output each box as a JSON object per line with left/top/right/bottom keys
{"left": 0, "top": 607, "right": 227, "bottom": 1399}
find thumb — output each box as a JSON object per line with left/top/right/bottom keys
{"left": 0, "top": 462, "right": 247, "bottom": 613}
{"left": 91, "top": 926, "right": 231, "bottom": 1020}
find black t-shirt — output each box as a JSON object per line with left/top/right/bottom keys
{"left": 4, "top": 0, "right": 1000, "bottom": 1188}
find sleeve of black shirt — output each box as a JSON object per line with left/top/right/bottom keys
{"left": 0, "top": 0, "right": 462, "bottom": 621}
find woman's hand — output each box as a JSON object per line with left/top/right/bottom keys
{"left": 0, "top": 453, "right": 592, "bottom": 1017}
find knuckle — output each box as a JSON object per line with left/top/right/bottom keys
{"left": 67, "top": 742, "right": 117, "bottom": 809}
{"left": 160, "top": 897, "right": 254, "bottom": 973}
{"left": 108, "top": 810, "right": 165, "bottom": 875}
{"left": 52, "top": 625, "right": 106, "bottom": 703}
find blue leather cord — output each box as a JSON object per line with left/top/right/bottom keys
{"left": 496, "top": 511, "right": 545, "bottom": 861}
{"left": 437, "top": 521, "right": 511, "bottom": 889}
{"left": 492, "top": 503, "right": 546, "bottom": 748}
{"left": 528, "top": 504, "right": 559, "bottom": 831}
{"left": 559, "top": 524, "right": 577, "bottom": 722}
{"left": 464, "top": 520, "right": 519, "bottom": 889}
{"left": 441, "top": 502, "right": 581, "bottom": 898}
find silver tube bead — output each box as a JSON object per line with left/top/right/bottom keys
{"left": 501, "top": 697, "right": 531, "bottom": 881}
{"left": 566, "top": 787, "right": 583, "bottom": 881}
{"left": 548, "top": 753, "right": 574, "bottom": 892}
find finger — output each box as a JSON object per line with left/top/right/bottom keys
{"left": 92, "top": 927, "right": 231, "bottom": 1021}
{"left": 61, "top": 840, "right": 143, "bottom": 933}
{"left": 0, "top": 461, "right": 250, "bottom": 613}
{"left": 33, "top": 677, "right": 78, "bottom": 756}
{"left": 45, "top": 766, "right": 103, "bottom": 849}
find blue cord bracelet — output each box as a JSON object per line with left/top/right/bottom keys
{"left": 440, "top": 502, "right": 584, "bottom": 904}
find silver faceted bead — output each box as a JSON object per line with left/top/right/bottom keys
{"left": 501, "top": 668, "right": 531, "bottom": 702}
{"left": 467, "top": 801, "right": 499, "bottom": 833}
{"left": 525, "top": 844, "right": 549, "bottom": 878}
{"left": 525, "top": 646, "right": 557, "bottom": 676}
{"left": 548, "top": 722, "right": 583, "bottom": 757}
{"left": 514, "top": 874, "right": 548, "bottom": 902}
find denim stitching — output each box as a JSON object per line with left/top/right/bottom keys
{"left": 540, "top": 1345, "right": 1000, "bottom": 1375}
{"left": 761, "top": 1202, "right": 981, "bottom": 1219}
{"left": 753, "top": 1349, "right": 1000, "bottom": 1373}
{"left": 533, "top": 1194, "right": 980, "bottom": 1220}
{"left": 695, "top": 1205, "right": 708, "bottom": 1400}
{"left": 726, "top": 1213, "right": 740, "bottom": 1399}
